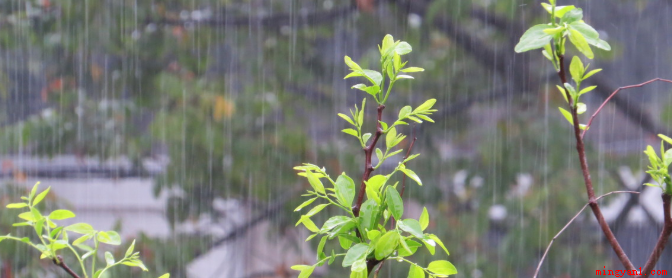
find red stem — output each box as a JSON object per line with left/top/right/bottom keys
{"left": 53, "top": 255, "right": 81, "bottom": 278}
{"left": 638, "top": 194, "right": 672, "bottom": 278}
{"left": 581, "top": 78, "right": 672, "bottom": 139}
{"left": 557, "top": 54, "right": 635, "bottom": 270}
{"left": 352, "top": 104, "right": 385, "bottom": 217}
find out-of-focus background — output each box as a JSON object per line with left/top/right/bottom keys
{"left": 0, "top": 0, "right": 671, "bottom": 277}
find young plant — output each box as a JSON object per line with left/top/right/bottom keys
{"left": 0, "top": 182, "right": 170, "bottom": 278}
{"left": 291, "top": 35, "right": 456, "bottom": 278}
{"left": 516, "top": 1, "right": 672, "bottom": 277}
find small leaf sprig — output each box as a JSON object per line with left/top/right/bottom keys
{"left": 0, "top": 182, "right": 170, "bottom": 278}
{"left": 292, "top": 35, "right": 456, "bottom": 278}
{"left": 515, "top": 0, "right": 610, "bottom": 131}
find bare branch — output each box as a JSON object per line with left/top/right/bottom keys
{"left": 533, "top": 191, "right": 639, "bottom": 278}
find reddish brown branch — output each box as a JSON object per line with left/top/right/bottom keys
{"left": 557, "top": 54, "right": 635, "bottom": 270}
{"left": 581, "top": 78, "right": 672, "bottom": 139}
{"left": 533, "top": 191, "right": 639, "bottom": 278}
{"left": 639, "top": 194, "right": 672, "bottom": 278}
{"left": 352, "top": 104, "right": 385, "bottom": 217}
{"left": 52, "top": 255, "right": 81, "bottom": 278}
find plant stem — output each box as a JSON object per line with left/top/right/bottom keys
{"left": 533, "top": 191, "right": 639, "bottom": 278}
{"left": 638, "top": 194, "right": 672, "bottom": 278}
{"left": 581, "top": 78, "right": 672, "bottom": 139}
{"left": 53, "top": 255, "right": 81, "bottom": 278}
{"left": 352, "top": 104, "right": 385, "bottom": 217}
{"left": 557, "top": 54, "right": 635, "bottom": 270}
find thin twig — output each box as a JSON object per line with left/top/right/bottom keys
{"left": 581, "top": 78, "right": 672, "bottom": 139}
{"left": 53, "top": 255, "right": 81, "bottom": 278}
{"left": 373, "top": 260, "right": 386, "bottom": 278}
{"left": 533, "top": 191, "right": 639, "bottom": 278}
{"left": 638, "top": 194, "right": 672, "bottom": 278}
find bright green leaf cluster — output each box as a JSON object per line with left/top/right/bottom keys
{"left": 516, "top": 1, "right": 610, "bottom": 131}
{"left": 0, "top": 182, "right": 170, "bottom": 278}
{"left": 292, "top": 35, "right": 455, "bottom": 278}
{"left": 345, "top": 34, "right": 424, "bottom": 105}
{"left": 644, "top": 135, "right": 672, "bottom": 194}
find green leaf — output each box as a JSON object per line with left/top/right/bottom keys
{"left": 644, "top": 146, "right": 660, "bottom": 168}
{"left": 351, "top": 259, "right": 367, "bottom": 272}
{"left": 381, "top": 34, "right": 395, "bottom": 54}
{"left": 362, "top": 133, "right": 372, "bottom": 145}
{"left": 367, "top": 230, "right": 381, "bottom": 240}
{"left": 419, "top": 207, "right": 429, "bottom": 231}
{"left": 560, "top": 7, "right": 582, "bottom": 24}
{"left": 343, "top": 243, "right": 369, "bottom": 267}
{"left": 422, "top": 238, "right": 436, "bottom": 255}
{"left": 105, "top": 251, "right": 115, "bottom": 266}
{"left": 103, "top": 231, "right": 121, "bottom": 245}
{"left": 557, "top": 85, "right": 569, "bottom": 103}
{"left": 49, "top": 210, "right": 76, "bottom": 220}
{"left": 359, "top": 98, "right": 366, "bottom": 126}
{"left": 305, "top": 171, "right": 325, "bottom": 194}
{"left": 401, "top": 67, "right": 424, "bottom": 73}
{"left": 321, "top": 216, "right": 351, "bottom": 232}
{"left": 158, "top": 274, "right": 170, "bottom": 278}
{"left": 350, "top": 268, "right": 367, "bottom": 278}
{"left": 399, "top": 219, "right": 424, "bottom": 238}
{"left": 376, "top": 148, "right": 384, "bottom": 163}
{"left": 408, "top": 264, "right": 425, "bottom": 278}
{"left": 415, "top": 98, "right": 437, "bottom": 112}
{"left": 541, "top": 3, "right": 576, "bottom": 18}
{"left": 570, "top": 22, "right": 611, "bottom": 50}
{"left": 366, "top": 184, "right": 381, "bottom": 205}
{"left": 344, "top": 56, "right": 362, "bottom": 71}
{"left": 316, "top": 236, "right": 328, "bottom": 260}
{"left": 375, "top": 230, "right": 400, "bottom": 260}
{"left": 386, "top": 127, "right": 398, "bottom": 149}
{"left": 386, "top": 187, "right": 404, "bottom": 220}
{"left": 29, "top": 182, "right": 40, "bottom": 201}
{"left": 576, "top": 103, "right": 587, "bottom": 115}
{"left": 362, "top": 70, "right": 383, "bottom": 86}
{"left": 427, "top": 260, "right": 458, "bottom": 276}
{"left": 579, "top": 85, "right": 597, "bottom": 95}
{"left": 305, "top": 204, "right": 329, "bottom": 217}
{"left": 515, "top": 24, "right": 554, "bottom": 53}
{"left": 334, "top": 173, "right": 355, "bottom": 208}
{"left": 568, "top": 28, "right": 594, "bottom": 59}
{"left": 558, "top": 107, "right": 574, "bottom": 125}
{"left": 299, "top": 216, "right": 320, "bottom": 233}
{"left": 93, "top": 270, "right": 103, "bottom": 278}
{"left": 338, "top": 113, "right": 355, "bottom": 126}
{"left": 295, "top": 197, "right": 318, "bottom": 212}
{"left": 6, "top": 203, "right": 28, "bottom": 209}
{"left": 18, "top": 211, "right": 36, "bottom": 222}
{"left": 398, "top": 106, "right": 412, "bottom": 119}
{"left": 401, "top": 168, "right": 423, "bottom": 186}
{"left": 569, "top": 56, "right": 584, "bottom": 83}
{"left": 342, "top": 128, "right": 359, "bottom": 137}
{"left": 660, "top": 134, "right": 672, "bottom": 145}
{"left": 72, "top": 234, "right": 92, "bottom": 245}
{"left": 427, "top": 234, "right": 450, "bottom": 255}
{"left": 125, "top": 240, "right": 136, "bottom": 258}
{"left": 397, "top": 239, "right": 422, "bottom": 257}
{"left": 338, "top": 236, "right": 352, "bottom": 249}
{"left": 396, "top": 75, "right": 414, "bottom": 79}
{"left": 395, "top": 42, "right": 412, "bottom": 55}
{"left": 32, "top": 186, "right": 51, "bottom": 206}
{"left": 35, "top": 219, "right": 44, "bottom": 237}
{"left": 359, "top": 199, "right": 380, "bottom": 232}
{"left": 298, "top": 265, "right": 315, "bottom": 278}
{"left": 664, "top": 149, "right": 672, "bottom": 167}
{"left": 352, "top": 84, "right": 380, "bottom": 96}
